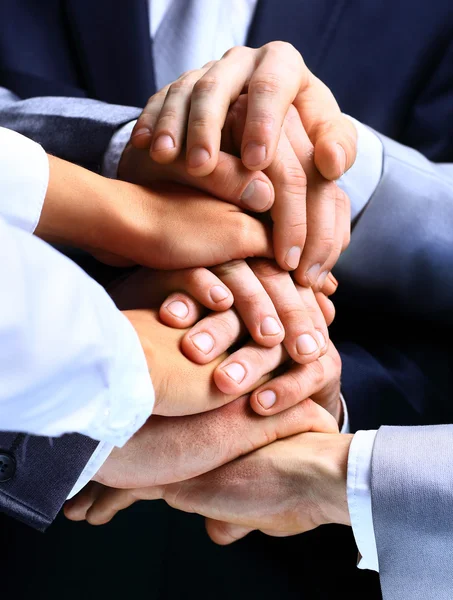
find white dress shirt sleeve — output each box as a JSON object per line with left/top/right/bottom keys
{"left": 0, "top": 126, "right": 154, "bottom": 450}
{"left": 337, "top": 118, "right": 384, "bottom": 220}
{"left": 347, "top": 429, "right": 379, "bottom": 571}
{"left": 0, "top": 126, "right": 49, "bottom": 232}
{"left": 0, "top": 216, "right": 155, "bottom": 445}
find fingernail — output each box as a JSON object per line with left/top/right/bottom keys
{"left": 190, "top": 332, "right": 215, "bottom": 354}
{"left": 243, "top": 143, "right": 267, "bottom": 167}
{"left": 188, "top": 146, "right": 211, "bottom": 168}
{"left": 257, "top": 390, "right": 277, "bottom": 409}
{"left": 335, "top": 144, "right": 346, "bottom": 177}
{"left": 153, "top": 134, "right": 175, "bottom": 151}
{"left": 260, "top": 316, "right": 282, "bottom": 336}
{"left": 284, "top": 246, "right": 301, "bottom": 270}
{"left": 241, "top": 180, "right": 272, "bottom": 211}
{"left": 306, "top": 263, "right": 321, "bottom": 285}
{"left": 296, "top": 333, "right": 318, "bottom": 355}
{"left": 315, "top": 330, "right": 326, "bottom": 349}
{"left": 222, "top": 362, "right": 246, "bottom": 384}
{"left": 209, "top": 285, "right": 229, "bottom": 303}
{"left": 166, "top": 300, "right": 189, "bottom": 319}
{"left": 132, "top": 127, "right": 151, "bottom": 138}
{"left": 317, "top": 271, "right": 329, "bottom": 287}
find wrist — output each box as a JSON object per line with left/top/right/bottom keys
{"left": 35, "top": 155, "right": 121, "bottom": 251}
{"left": 317, "top": 433, "right": 353, "bottom": 527}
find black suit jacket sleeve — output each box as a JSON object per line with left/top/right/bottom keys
{"left": 0, "top": 432, "right": 98, "bottom": 531}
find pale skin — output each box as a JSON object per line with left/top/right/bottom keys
{"left": 128, "top": 42, "right": 356, "bottom": 279}
{"left": 36, "top": 41, "right": 356, "bottom": 368}
{"left": 108, "top": 265, "right": 342, "bottom": 419}
{"left": 65, "top": 431, "right": 352, "bottom": 534}
{"left": 65, "top": 270, "right": 345, "bottom": 525}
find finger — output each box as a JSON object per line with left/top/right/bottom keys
{"left": 214, "top": 341, "right": 286, "bottom": 396}
{"left": 264, "top": 130, "right": 308, "bottom": 272}
{"left": 312, "top": 186, "right": 350, "bottom": 288}
{"left": 64, "top": 482, "right": 104, "bottom": 522}
{"left": 119, "top": 144, "right": 275, "bottom": 215}
{"left": 293, "top": 73, "right": 358, "bottom": 180}
{"left": 320, "top": 272, "right": 338, "bottom": 297}
{"left": 86, "top": 488, "right": 149, "bottom": 526}
{"left": 130, "top": 87, "right": 169, "bottom": 149}
{"left": 212, "top": 260, "right": 285, "bottom": 348}
{"left": 185, "top": 49, "right": 257, "bottom": 176}
{"left": 109, "top": 267, "right": 226, "bottom": 312}
{"left": 314, "top": 293, "right": 336, "bottom": 327}
{"left": 250, "top": 352, "right": 340, "bottom": 417}
{"left": 340, "top": 187, "right": 351, "bottom": 252}
{"left": 240, "top": 42, "right": 306, "bottom": 171}
{"left": 181, "top": 308, "right": 245, "bottom": 364}
{"left": 283, "top": 109, "right": 337, "bottom": 287}
{"left": 206, "top": 519, "right": 254, "bottom": 545}
{"left": 150, "top": 68, "right": 208, "bottom": 163}
{"left": 248, "top": 260, "right": 322, "bottom": 364}
{"left": 159, "top": 268, "right": 233, "bottom": 328}
{"left": 293, "top": 284, "right": 329, "bottom": 356}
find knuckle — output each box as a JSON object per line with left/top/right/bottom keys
{"left": 168, "top": 77, "right": 194, "bottom": 94}
{"left": 265, "top": 40, "right": 297, "bottom": 55}
{"left": 193, "top": 75, "right": 220, "bottom": 96}
{"left": 189, "top": 113, "right": 216, "bottom": 131}
{"left": 278, "top": 302, "right": 306, "bottom": 323}
{"left": 249, "top": 258, "right": 281, "bottom": 280}
{"left": 214, "top": 258, "right": 246, "bottom": 278}
{"left": 250, "top": 74, "right": 282, "bottom": 97}
{"left": 210, "top": 313, "right": 236, "bottom": 337}
{"left": 308, "top": 360, "right": 325, "bottom": 386}
{"left": 184, "top": 267, "right": 206, "bottom": 289}
{"left": 243, "top": 345, "right": 268, "bottom": 366}
{"left": 246, "top": 111, "right": 275, "bottom": 132}
{"left": 222, "top": 45, "right": 247, "bottom": 59}
{"left": 284, "top": 371, "right": 306, "bottom": 401}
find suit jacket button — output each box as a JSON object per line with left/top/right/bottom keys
{"left": 0, "top": 451, "right": 16, "bottom": 482}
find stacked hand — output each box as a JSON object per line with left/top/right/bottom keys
{"left": 60, "top": 42, "right": 356, "bottom": 538}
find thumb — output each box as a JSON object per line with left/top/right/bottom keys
{"left": 205, "top": 519, "right": 254, "bottom": 545}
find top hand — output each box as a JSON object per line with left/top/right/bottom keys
{"left": 124, "top": 44, "right": 354, "bottom": 280}
{"left": 130, "top": 43, "right": 356, "bottom": 180}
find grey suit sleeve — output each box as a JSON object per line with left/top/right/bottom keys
{"left": 335, "top": 133, "right": 453, "bottom": 325}
{"left": 0, "top": 87, "right": 141, "bottom": 171}
{"left": 371, "top": 425, "right": 453, "bottom": 600}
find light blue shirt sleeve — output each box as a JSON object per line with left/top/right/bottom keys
{"left": 347, "top": 429, "right": 379, "bottom": 571}
{"left": 337, "top": 117, "right": 384, "bottom": 221}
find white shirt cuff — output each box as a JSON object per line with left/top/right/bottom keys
{"left": 347, "top": 429, "right": 379, "bottom": 571}
{"left": 102, "top": 120, "right": 137, "bottom": 179}
{"left": 0, "top": 127, "right": 49, "bottom": 232}
{"left": 67, "top": 442, "right": 114, "bottom": 499}
{"left": 337, "top": 117, "right": 383, "bottom": 221}
{"left": 339, "top": 392, "right": 349, "bottom": 433}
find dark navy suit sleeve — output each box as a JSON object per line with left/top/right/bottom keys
{"left": 0, "top": 432, "right": 98, "bottom": 531}
{"left": 338, "top": 330, "right": 453, "bottom": 432}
